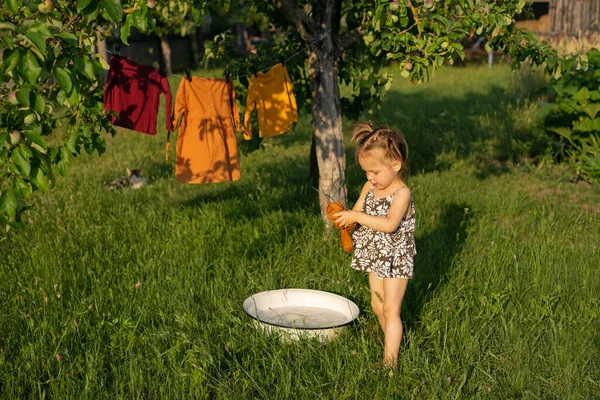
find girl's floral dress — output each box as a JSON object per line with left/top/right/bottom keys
{"left": 351, "top": 186, "right": 416, "bottom": 279}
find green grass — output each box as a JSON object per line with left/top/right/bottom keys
{"left": 1, "top": 65, "right": 599, "bottom": 399}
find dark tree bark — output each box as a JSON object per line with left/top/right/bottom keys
{"left": 274, "top": 0, "right": 348, "bottom": 225}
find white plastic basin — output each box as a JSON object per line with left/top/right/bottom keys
{"left": 243, "top": 289, "right": 360, "bottom": 343}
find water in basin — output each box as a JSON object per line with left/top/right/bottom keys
{"left": 258, "top": 306, "right": 350, "bottom": 329}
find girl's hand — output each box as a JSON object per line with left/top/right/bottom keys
{"left": 334, "top": 210, "right": 357, "bottom": 228}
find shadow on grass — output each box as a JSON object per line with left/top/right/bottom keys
{"left": 275, "top": 82, "right": 534, "bottom": 189}
{"left": 404, "top": 203, "right": 473, "bottom": 327}
{"left": 358, "top": 83, "right": 534, "bottom": 180}
{"left": 171, "top": 150, "right": 320, "bottom": 218}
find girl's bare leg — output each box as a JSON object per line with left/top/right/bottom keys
{"left": 381, "top": 277, "right": 409, "bottom": 367}
{"left": 368, "top": 273, "right": 385, "bottom": 331}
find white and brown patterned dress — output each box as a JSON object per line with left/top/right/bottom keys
{"left": 351, "top": 186, "right": 416, "bottom": 279}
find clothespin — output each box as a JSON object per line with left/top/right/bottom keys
{"left": 185, "top": 69, "right": 192, "bottom": 82}
{"left": 224, "top": 70, "right": 231, "bottom": 81}
{"left": 114, "top": 44, "right": 121, "bottom": 55}
{"left": 279, "top": 55, "right": 285, "bottom": 67}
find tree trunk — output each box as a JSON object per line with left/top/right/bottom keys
{"left": 159, "top": 36, "right": 172, "bottom": 75}
{"left": 308, "top": 45, "right": 347, "bottom": 224}
{"left": 96, "top": 32, "right": 108, "bottom": 84}
{"left": 274, "top": 0, "right": 347, "bottom": 224}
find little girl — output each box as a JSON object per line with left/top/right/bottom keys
{"left": 334, "top": 122, "right": 416, "bottom": 368}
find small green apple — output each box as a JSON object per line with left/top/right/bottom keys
{"left": 10, "top": 130, "right": 21, "bottom": 145}
{"left": 8, "top": 91, "right": 18, "bottom": 105}
{"left": 24, "top": 113, "right": 37, "bottom": 125}
{"left": 38, "top": 0, "right": 54, "bottom": 14}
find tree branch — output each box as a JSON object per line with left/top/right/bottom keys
{"left": 61, "top": 15, "right": 80, "bottom": 32}
{"left": 272, "top": 0, "right": 318, "bottom": 42}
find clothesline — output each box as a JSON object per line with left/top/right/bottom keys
{"left": 234, "top": 36, "right": 325, "bottom": 79}
{"left": 105, "top": 36, "right": 325, "bottom": 81}
{"left": 104, "top": 41, "right": 301, "bottom": 185}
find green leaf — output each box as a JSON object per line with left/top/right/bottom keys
{"left": 0, "top": 189, "right": 17, "bottom": 220}
{"left": 20, "top": 50, "right": 41, "bottom": 84}
{"left": 56, "top": 89, "right": 66, "bottom": 105}
{"left": 54, "top": 67, "right": 73, "bottom": 93}
{"left": 91, "top": 133, "right": 106, "bottom": 155}
{"left": 16, "top": 90, "right": 46, "bottom": 114}
{"left": 66, "top": 131, "right": 80, "bottom": 153}
{"left": 84, "top": 0, "right": 100, "bottom": 23}
{"left": 102, "top": 0, "right": 123, "bottom": 23}
{"left": 573, "top": 117, "right": 596, "bottom": 133}
{"left": 132, "top": 9, "right": 147, "bottom": 32}
{"left": 66, "top": 81, "right": 80, "bottom": 107}
{"left": 33, "top": 93, "right": 45, "bottom": 114}
{"left": 14, "top": 177, "right": 32, "bottom": 199}
{"left": 97, "top": 54, "right": 110, "bottom": 70}
{"left": 15, "top": 89, "right": 32, "bottom": 107}
{"left": 191, "top": 5, "right": 204, "bottom": 25}
{"left": 120, "top": 15, "right": 132, "bottom": 44}
{"left": 74, "top": 57, "right": 96, "bottom": 80}
{"left": 574, "top": 87, "right": 590, "bottom": 102}
{"left": 47, "top": 146, "right": 58, "bottom": 160}
{"left": 3, "top": 50, "right": 20, "bottom": 74}
{"left": 76, "top": 0, "right": 93, "bottom": 11}
{"left": 25, "top": 31, "right": 46, "bottom": 55}
{"left": 24, "top": 126, "right": 47, "bottom": 149}
{"left": 27, "top": 21, "right": 52, "bottom": 36}
{"left": 57, "top": 32, "right": 78, "bottom": 46}
{"left": 30, "top": 166, "right": 50, "bottom": 193}
{"left": 582, "top": 104, "right": 600, "bottom": 120}
{"left": 0, "top": 22, "right": 16, "bottom": 30}
{"left": 55, "top": 146, "right": 72, "bottom": 176}
{"left": 1, "top": 34, "right": 15, "bottom": 50}
{"left": 10, "top": 146, "right": 31, "bottom": 177}
{"left": 549, "top": 127, "right": 573, "bottom": 140}
{"left": 4, "top": 0, "right": 19, "bottom": 14}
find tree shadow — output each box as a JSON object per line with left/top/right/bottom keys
{"left": 403, "top": 202, "right": 473, "bottom": 327}
{"left": 170, "top": 147, "right": 320, "bottom": 219}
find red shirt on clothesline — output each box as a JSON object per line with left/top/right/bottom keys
{"left": 104, "top": 55, "right": 173, "bottom": 135}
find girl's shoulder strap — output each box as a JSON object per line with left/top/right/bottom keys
{"left": 390, "top": 185, "right": 408, "bottom": 197}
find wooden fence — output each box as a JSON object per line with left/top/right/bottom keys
{"left": 522, "top": 0, "right": 600, "bottom": 36}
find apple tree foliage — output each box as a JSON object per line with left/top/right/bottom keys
{"left": 0, "top": 0, "right": 587, "bottom": 229}
{"left": 0, "top": 0, "right": 212, "bottom": 230}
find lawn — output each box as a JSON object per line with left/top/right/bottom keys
{"left": 1, "top": 64, "right": 599, "bottom": 399}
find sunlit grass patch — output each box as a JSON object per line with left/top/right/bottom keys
{"left": 1, "top": 65, "right": 599, "bottom": 399}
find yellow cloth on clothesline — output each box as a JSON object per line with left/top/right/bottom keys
{"left": 243, "top": 63, "right": 298, "bottom": 140}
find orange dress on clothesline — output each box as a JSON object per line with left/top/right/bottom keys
{"left": 171, "top": 78, "right": 241, "bottom": 184}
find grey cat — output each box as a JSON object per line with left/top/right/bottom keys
{"left": 104, "top": 168, "right": 147, "bottom": 190}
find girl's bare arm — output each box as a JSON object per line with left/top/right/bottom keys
{"left": 336, "top": 187, "right": 411, "bottom": 233}
{"left": 351, "top": 182, "right": 372, "bottom": 212}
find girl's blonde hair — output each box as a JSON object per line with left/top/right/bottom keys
{"left": 351, "top": 121, "right": 410, "bottom": 178}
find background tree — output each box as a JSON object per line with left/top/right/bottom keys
{"left": 0, "top": 0, "right": 586, "bottom": 230}
{"left": 152, "top": 2, "right": 194, "bottom": 74}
